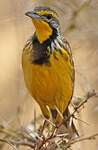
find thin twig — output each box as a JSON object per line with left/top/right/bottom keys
{"left": 71, "top": 133, "right": 98, "bottom": 144}
{"left": 73, "top": 115, "right": 90, "bottom": 126}
{"left": 65, "top": 133, "right": 98, "bottom": 149}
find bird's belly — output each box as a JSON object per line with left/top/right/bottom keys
{"left": 22, "top": 54, "right": 73, "bottom": 108}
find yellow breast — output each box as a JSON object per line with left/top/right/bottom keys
{"left": 22, "top": 48, "right": 74, "bottom": 113}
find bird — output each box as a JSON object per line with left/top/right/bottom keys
{"left": 22, "top": 6, "right": 76, "bottom": 132}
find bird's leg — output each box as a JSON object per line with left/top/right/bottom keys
{"left": 55, "top": 106, "right": 64, "bottom": 127}
{"left": 38, "top": 104, "right": 50, "bottom": 137}
{"left": 50, "top": 125, "right": 57, "bottom": 137}
{"left": 39, "top": 119, "right": 47, "bottom": 137}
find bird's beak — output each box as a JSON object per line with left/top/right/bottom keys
{"left": 25, "top": 11, "right": 40, "bottom": 19}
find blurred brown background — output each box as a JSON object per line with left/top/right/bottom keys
{"left": 0, "top": 0, "right": 98, "bottom": 149}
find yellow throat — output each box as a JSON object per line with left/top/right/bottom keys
{"left": 32, "top": 19, "right": 53, "bottom": 43}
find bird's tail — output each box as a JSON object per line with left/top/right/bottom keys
{"left": 51, "top": 107, "right": 79, "bottom": 137}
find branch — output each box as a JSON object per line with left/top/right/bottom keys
{"left": 64, "top": 133, "right": 98, "bottom": 149}
{"left": 72, "top": 133, "right": 98, "bottom": 144}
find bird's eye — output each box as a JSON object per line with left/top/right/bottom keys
{"left": 45, "top": 14, "right": 52, "bottom": 20}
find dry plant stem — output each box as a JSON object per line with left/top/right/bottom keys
{"left": 65, "top": 133, "right": 98, "bottom": 149}
{"left": 73, "top": 115, "right": 90, "bottom": 125}
{"left": 37, "top": 128, "right": 57, "bottom": 150}
{"left": 71, "top": 133, "right": 98, "bottom": 144}
{"left": 1, "top": 133, "right": 98, "bottom": 150}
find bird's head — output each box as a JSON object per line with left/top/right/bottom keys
{"left": 25, "top": 6, "right": 60, "bottom": 44}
